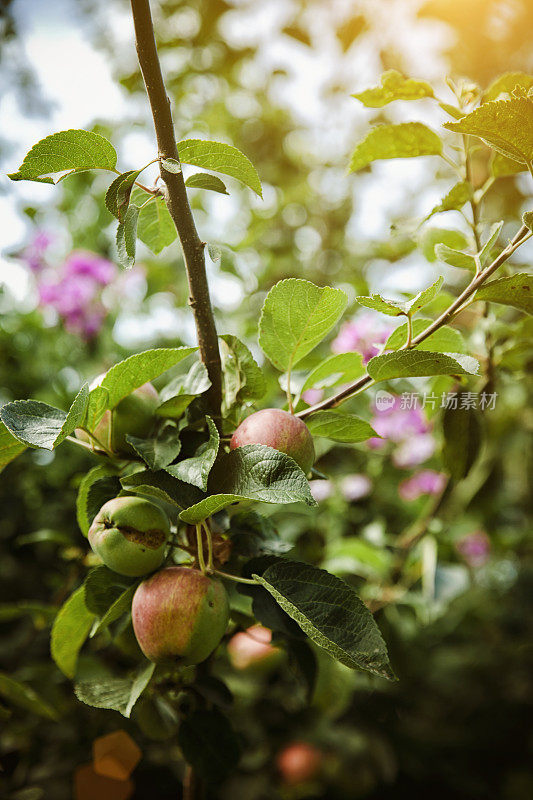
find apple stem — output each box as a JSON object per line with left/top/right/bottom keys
{"left": 213, "top": 570, "right": 259, "bottom": 586}
{"left": 202, "top": 521, "right": 214, "bottom": 572}
{"left": 195, "top": 524, "right": 207, "bottom": 574}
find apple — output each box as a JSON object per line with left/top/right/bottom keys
{"left": 88, "top": 496, "right": 170, "bottom": 577}
{"left": 77, "top": 377, "right": 159, "bottom": 456}
{"left": 227, "top": 624, "right": 283, "bottom": 672}
{"left": 276, "top": 741, "right": 323, "bottom": 785}
{"left": 131, "top": 566, "right": 229, "bottom": 665}
{"left": 230, "top": 409, "right": 315, "bottom": 473}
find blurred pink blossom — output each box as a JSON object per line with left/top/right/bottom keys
{"left": 368, "top": 395, "right": 436, "bottom": 467}
{"left": 340, "top": 474, "right": 372, "bottom": 501}
{"left": 309, "top": 480, "right": 333, "bottom": 502}
{"left": 332, "top": 312, "right": 394, "bottom": 364}
{"left": 393, "top": 434, "right": 436, "bottom": 468}
{"left": 63, "top": 251, "right": 116, "bottom": 285}
{"left": 22, "top": 230, "right": 53, "bottom": 273}
{"left": 399, "top": 469, "right": 446, "bottom": 501}
{"left": 456, "top": 530, "right": 491, "bottom": 568}
{"left": 302, "top": 388, "right": 324, "bottom": 405}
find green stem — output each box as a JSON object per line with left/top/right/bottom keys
{"left": 404, "top": 314, "right": 413, "bottom": 348}
{"left": 213, "top": 570, "right": 258, "bottom": 586}
{"left": 202, "top": 521, "right": 214, "bottom": 572}
{"left": 195, "top": 524, "right": 207, "bottom": 574}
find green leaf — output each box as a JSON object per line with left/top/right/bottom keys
{"left": 425, "top": 181, "right": 473, "bottom": 219}
{"left": 523, "top": 211, "right": 533, "bottom": 231}
{"left": 259, "top": 279, "right": 347, "bottom": 371}
{"left": 349, "top": 122, "right": 442, "bottom": 172}
{"left": 356, "top": 294, "right": 409, "bottom": 317}
{"left": 434, "top": 243, "right": 476, "bottom": 271}
{"left": 92, "top": 585, "right": 137, "bottom": 636}
{"left": 127, "top": 422, "right": 182, "bottom": 471}
{"left": 160, "top": 157, "right": 182, "bottom": 174}
{"left": 84, "top": 566, "right": 130, "bottom": 617}
{"left": 86, "top": 476, "right": 122, "bottom": 530}
{"left": 444, "top": 97, "right": 533, "bottom": 165}
{"left": 105, "top": 169, "right": 141, "bottom": 221}
{"left": 177, "top": 709, "right": 241, "bottom": 783}
{"left": 301, "top": 353, "right": 365, "bottom": 394}
{"left": 220, "top": 334, "right": 266, "bottom": 410}
{"left": 409, "top": 276, "right": 445, "bottom": 314}
{"left": 0, "top": 601, "right": 56, "bottom": 624}
{"left": 352, "top": 69, "right": 434, "bottom": 107}
{"left": 8, "top": 129, "right": 117, "bottom": 183}
{"left": 0, "top": 673, "right": 59, "bottom": 720}
{"left": 51, "top": 586, "right": 95, "bottom": 678}
{"left": 75, "top": 662, "right": 155, "bottom": 718}
{"left": 116, "top": 204, "right": 139, "bottom": 269}
{"left": 0, "top": 421, "right": 27, "bottom": 473}
{"left": 484, "top": 72, "right": 533, "bottom": 102}
{"left": 185, "top": 172, "right": 229, "bottom": 194}
{"left": 121, "top": 469, "right": 203, "bottom": 510}
{"left": 177, "top": 138, "right": 262, "bottom": 197}
{"left": 442, "top": 397, "right": 483, "bottom": 480}
{"left": 384, "top": 319, "right": 467, "bottom": 353}
{"left": 419, "top": 227, "right": 470, "bottom": 263}
{"left": 479, "top": 221, "right": 504, "bottom": 266}
{"left": 92, "top": 347, "right": 196, "bottom": 411}
{"left": 367, "top": 350, "right": 479, "bottom": 381}
{"left": 0, "top": 384, "right": 89, "bottom": 451}
{"left": 324, "top": 538, "right": 392, "bottom": 579}
{"left": 474, "top": 273, "right": 533, "bottom": 315}
{"left": 253, "top": 560, "right": 394, "bottom": 680}
{"left": 76, "top": 464, "right": 120, "bottom": 536}
{"left": 179, "top": 445, "right": 316, "bottom": 524}
{"left": 491, "top": 151, "right": 526, "bottom": 177}
{"left": 131, "top": 189, "right": 177, "bottom": 255}
{"left": 307, "top": 411, "right": 377, "bottom": 443}
{"left": 165, "top": 416, "right": 219, "bottom": 491}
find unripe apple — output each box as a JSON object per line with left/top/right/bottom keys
{"left": 227, "top": 624, "right": 283, "bottom": 673}
{"left": 131, "top": 567, "right": 229, "bottom": 665}
{"left": 276, "top": 741, "right": 323, "bottom": 786}
{"left": 230, "top": 409, "right": 315, "bottom": 473}
{"left": 88, "top": 496, "right": 170, "bottom": 577}
{"left": 77, "top": 378, "right": 159, "bottom": 456}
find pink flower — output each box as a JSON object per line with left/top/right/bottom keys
{"left": 399, "top": 469, "right": 446, "bottom": 501}
{"left": 302, "top": 388, "right": 324, "bottom": 405}
{"left": 393, "top": 434, "right": 436, "bottom": 468}
{"left": 456, "top": 530, "right": 491, "bottom": 568}
{"left": 64, "top": 251, "right": 115, "bottom": 285}
{"left": 332, "top": 312, "right": 393, "bottom": 364}
{"left": 22, "top": 230, "right": 53, "bottom": 273}
{"left": 309, "top": 480, "right": 333, "bottom": 502}
{"left": 340, "top": 474, "right": 372, "bottom": 501}
{"left": 368, "top": 395, "right": 436, "bottom": 468}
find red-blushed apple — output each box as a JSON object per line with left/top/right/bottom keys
{"left": 227, "top": 624, "right": 283, "bottom": 672}
{"left": 77, "top": 377, "right": 159, "bottom": 456}
{"left": 131, "top": 566, "right": 229, "bottom": 664}
{"left": 230, "top": 408, "right": 315, "bottom": 473}
{"left": 88, "top": 496, "right": 170, "bottom": 577}
{"left": 276, "top": 741, "right": 323, "bottom": 785}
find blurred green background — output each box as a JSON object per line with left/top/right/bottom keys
{"left": 0, "top": 0, "right": 532, "bottom": 798}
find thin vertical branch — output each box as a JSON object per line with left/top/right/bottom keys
{"left": 130, "top": 0, "right": 222, "bottom": 420}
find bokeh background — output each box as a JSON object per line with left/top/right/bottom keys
{"left": 1, "top": 1, "right": 532, "bottom": 798}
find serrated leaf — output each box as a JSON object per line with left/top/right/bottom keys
{"left": 484, "top": 72, "right": 533, "bottom": 102}
{"left": 474, "top": 273, "right": 533, "bottom": 315}
{"left": 8, "top": 129, "right": 117, "bottom": 183}
{"left": 121, "top": 469, "right": 203, "bottom": 510}
{"left": 160, "top": 157, "right": 181, "bottom": 174}
{"left": 349, "top": 122, "right": 442, "bottom": 172}
{"left": 156, "top": 361, "right": 210, "bottom": 419}
{"left": 425, "top": 181, "right": 473, "bottom": 220}
{"left": 127, "top": 422, "right": 182, "bottom": 471}
{"left": 307, "top": 411, "right": 377, "bottom": 443}
{"left": 301, "top": 352, "right": 365, "bottom": 394}
{"left": 185, "top": 172, "right": 228, "bottom": 194}
{"left": 0, "top": 384, "right": 89, "bottom": 451}
{"left": 434, "top": 244, "right": 476, "bottom": 271}
{"left": 177, "top": 709, "right": 241, "bottom": 783}
{"left": 75, "top": 662, "right": 155, "bottom": 718}
{"left": 367, "top": 350, "right": 479, "bottom": 381}
{"left": 86, "top": 476, "right": 123, "bottom": 529}
{"left": 479, "top": 221, "right": 504, "bottom": 266}
{"left": 259, "top": 279, "right": 347, "bottom": 372}
{"left": 51, "top": 586, "right": 95, "bottom": 678}
{"left": 419, "top": 227, "right": 470, "bottom": 263}
{"left": 165, "top": 416, "right": 219, "bottom": 491}
{"left": 409, "top": 276, "right": 445, "bottom": 314}
{"left": 92, "top": 585, "right": 136, "bottom": 636}
{"left": 84, "top": 566, "right": 130, "bottom": 617}
{"left": 131, "top": 187, "right": 177, "bottom": 254}
{"left": 444, "top": 97, "right": 533, "bottom": 165}
{"left": 253, "top": 560, "right": 394, "bottom": 679}
{"left": 220, "top": 334, "right": 266, "bottom": 410}
{"left": 0, "top": 421, "right": 27, "bottom": 473}
{"left": 384, "top": 319, "right": 466, "bottom": 353}
{"left": 177, "top": 138, "right": 262, "bottom": 197}
{"left": 442, "top": 398, "right": 483, "bottom": 480}
{"left": 105, "top": 169, "right": 141, "bottom": 221}
{"left": 116, "top": 204, "right": 139, "bottom": 269}
{"left": 0, "top": 673, "right": 59, "bottom": 720}
{"left": 179, "top": 445, "right": 316, "bottom": 524}
{"left": 352, "top": 69, "right": 433, "bottom": 107}
{"left": 356, "top": 294, "right": 409, "bottom": 316}
{"left": 76, "top": 465, "right": 120, "bottom": 536}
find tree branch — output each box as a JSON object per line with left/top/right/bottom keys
{"left": 297, "top": 223, "right": 530, "bottom": 419}
{"left": 130, "top": 0, "right": 222, "bottom": 420}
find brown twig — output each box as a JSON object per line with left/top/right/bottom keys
{"left": 130, "top": 0, "right": 222, "bottom": 421}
